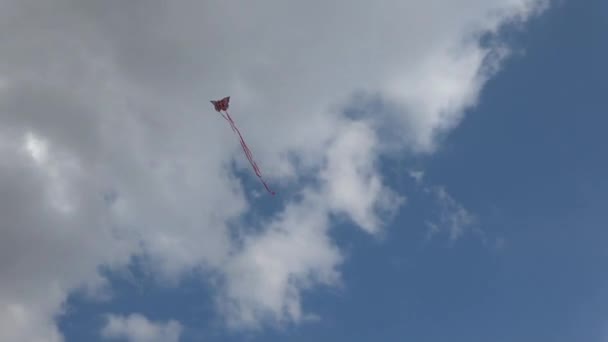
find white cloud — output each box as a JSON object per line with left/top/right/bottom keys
{"left": 408, "top": 170, "right": 425, "bottom": 184}
{"left": 219, "top": 193, "right": 341, "bottom": 328}
{"left": 0, "top": 0, "right": 548, "bottom": 339}
{"left": 409, "top": 173, "right": 477, "bottom": 242}
{"left": 101, "top": 314, "right": 182, "bottom": 342}
{"left": 321, "top": 121, "right": 403, "bottom": 234}
{"left": 426, "top": 186, "right": 477, "bottom": 241}
{"left": 219, "top": 121, "right": 401, "bottom": 328}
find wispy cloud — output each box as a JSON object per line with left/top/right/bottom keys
{"left": 430, "top": 186, "right": 477, "bottom": 241}
{"left": 101, "top": 314, "right": 182, "bottom": 342}
{"left": 407, "top": 170, "right": 477, "bottom": 241}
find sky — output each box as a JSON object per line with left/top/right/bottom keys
{"left": 1, "top": 0, "right": 607, "bottom": 341}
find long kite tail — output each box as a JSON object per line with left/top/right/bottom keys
{"left": 223, "top": 110, "right": 275, "bottom": 196}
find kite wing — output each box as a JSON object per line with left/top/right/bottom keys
{"left": 210, "top": 96, "right": 230, "bottom": 112}
{"left": 211, "top": 96, "right": 275, "bottom": 196}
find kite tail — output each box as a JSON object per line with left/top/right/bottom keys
{"left": 224, "top": 111, "right": 276, "bottom": 196}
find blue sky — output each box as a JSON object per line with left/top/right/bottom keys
{"left": 53, "top": 1, "right": 608, "bottom": 341}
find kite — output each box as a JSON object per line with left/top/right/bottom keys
{"left": 211, "top": 96, "right": 276, "bottom": 196}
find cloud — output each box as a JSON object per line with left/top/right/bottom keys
{"left": 426, "top": 186, "right": 477, "bottom": 241}
{"left": 219, "top": 193, "right": 342, "bottom": 328}
{"left": 0, "top": 0, "right": 548, "bottom": 339}
{"left": 101, "top": 314, "right": 182, "bottom": 342}
{"left": 420, "top": 183, "right": 506, "bottom": 250}
{"left": 408, "top": 171, "right": 477, "bottom": 242}
{"left": 321, "top": 121, "right": 404, "bottom": 234}
{"left": 219, "top": 121, "right": 401, "bottom": 328}
{"left": 408, "top": 170, "right": 425, "bottom": 184}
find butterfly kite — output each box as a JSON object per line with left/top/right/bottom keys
{"left": 211, "top": 96, "right": 275, "bottom": 196}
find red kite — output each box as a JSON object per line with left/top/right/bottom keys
{"left": 211, "top": 96, "right": 275, "bottom": 196}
